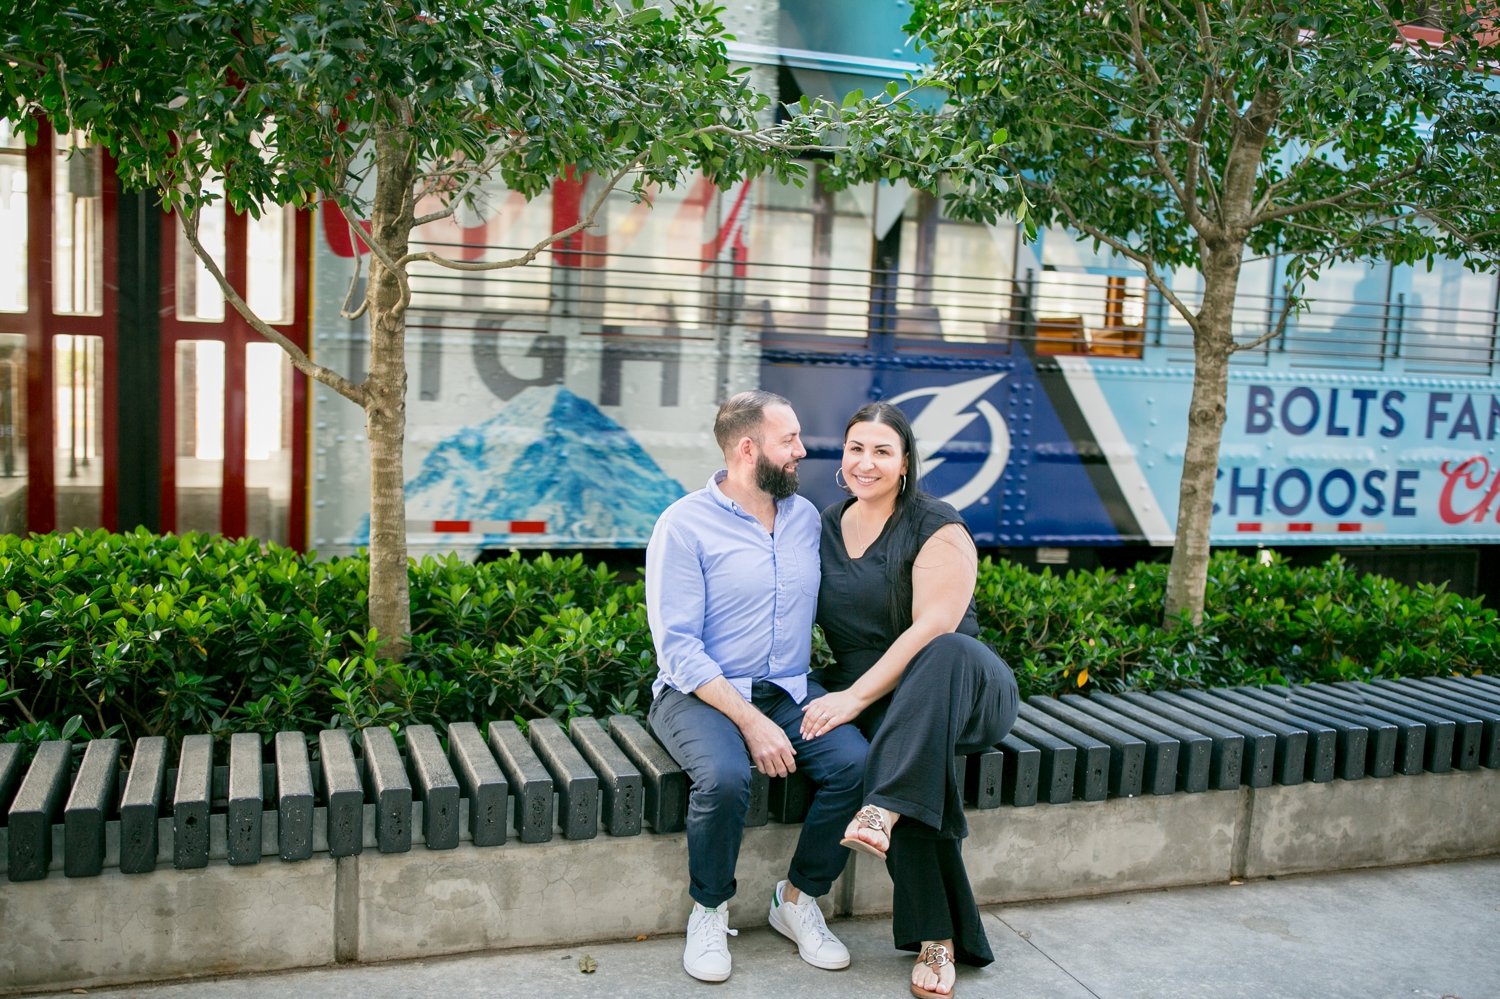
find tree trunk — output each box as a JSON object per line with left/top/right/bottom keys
{"left": 1163, "top": 240, "right": 1243, "bottom": 625}
{"left": 363, "top": 119, "right": 418, "bottom": 658}
{"left": 1163, "top": 83, "right": 1278, "bottom": 627}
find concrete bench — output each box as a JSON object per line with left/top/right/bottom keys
{"left": 2, "top": 677, "right": 1498, "bottom": 995}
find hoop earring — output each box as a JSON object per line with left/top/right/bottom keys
{"left": 834, "top": 467, "right": 849, "bottom": 491}
{"left": 901, "top": 474, "right": 907, "bottom": 493}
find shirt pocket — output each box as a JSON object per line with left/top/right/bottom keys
{"left": 786, "top": 542, "right": 820, "bottom": 597}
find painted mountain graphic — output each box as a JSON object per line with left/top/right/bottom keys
{"left": 356, "top": 386, "right": 685, "bottom": 546}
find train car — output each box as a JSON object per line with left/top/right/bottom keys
{"left": 2, "top": 1, "right": 1498, "bottom": 600}
{"left": 298, "top": 163, "right": 1500, "bottom": 599}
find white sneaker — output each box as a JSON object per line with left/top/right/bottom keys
{"left": 767, "top": 880, "right": 851, "bottom": 970}
{"left": 683, "top": 901, "right": 737, "bottom": 982}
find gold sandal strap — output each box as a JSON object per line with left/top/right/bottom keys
{"left": 854, "top": 804, "right": 887, "bottom": 832}
{"left": 919, "top": 943, "right": 953, "bottom": 971}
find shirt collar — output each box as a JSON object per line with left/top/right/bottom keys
{"left": 706, "top": 470, "right": 795, "bottom": 520}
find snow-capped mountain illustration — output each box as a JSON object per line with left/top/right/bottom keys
{"left": 355, "top": 385, "right": 686, "bottom": 546}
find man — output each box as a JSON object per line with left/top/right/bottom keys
{"left": 646, "top": 390, "right": 867, "bottom": 983}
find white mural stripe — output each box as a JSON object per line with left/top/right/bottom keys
{"left": 1056, "top": 357, "right": 1175, "bottom": 543}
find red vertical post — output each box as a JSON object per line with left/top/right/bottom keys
{"left": 24, "top": 125, "right": 54, "bottom": 532}
{"left": 220, "top": 210, "right": 247, "bottom": 538}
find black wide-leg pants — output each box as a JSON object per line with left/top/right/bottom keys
{"left": 857, "top": 632, "right": 1019, "bottom": 966}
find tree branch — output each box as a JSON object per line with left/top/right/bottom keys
{"left": 1231, "top": 282, "right": 1299, "bottom": 353}
{"left": 1046, "top": 187, "right": 1201, "bottom": 334}
{"left": 398, "top": 150, "right": 650, "bottom": 273}
{"left": 1252, "top": 162, "right": 1423, "bottom": 226}
{"left": 178, "top": 205, "right": 368, "bottom": 407}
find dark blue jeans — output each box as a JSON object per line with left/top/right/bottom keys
{"left": 649, "top": 679, "right": 868, "bottom": 909}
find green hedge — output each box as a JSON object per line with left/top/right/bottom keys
{"left": 0, "top": 530, "right": 1494, "bottom": 749}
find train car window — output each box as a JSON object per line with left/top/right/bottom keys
{"left": 176, "top": 180, "right": 226, "bottom": 322}
{"left": 585, "top": 177, "right": 714, "bottom": 330}
{"left": 0, "top": 121, "right": 25, "bottom": 313}
{"left": 1290, "top": 258, "right": 1389, "bottom": 369}
{"left": 247, "top": 205, "right": 293, "bottom": 324}
{"left": 1035, "top": 228, "right": 1147, "bottom": 358}
{"left": 52, "top": 133, "right": 102, "bottom": 317}
{"left": 53, "top": 334, "right": 104, "bottom": 530}
{"left": 897, "top": 188, "right": 1017, "bottom": 343}
{"left": 174, "top": 339, "right": 225, "bottom": 534}
{"left": 1402, "top": 258, "right": 1498, "bottom": 375}
{"left": 407, "top": 174, "right": 556, "bottom": 317}
{"left": 743, "top": 165, "right": 873, "bottom": 339}
{"left": 0, "top": 332, "right": 25, "bottom": 534}
{"left": 245, "top": 342, "right": 293, "bottom": 545}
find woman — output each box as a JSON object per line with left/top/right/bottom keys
{"left": 799, "top": 401, "right": 1019, "bottom": 999}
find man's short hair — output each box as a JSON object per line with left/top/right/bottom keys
{"left": 713, "top": 390, "right": 791, "bottom": 453}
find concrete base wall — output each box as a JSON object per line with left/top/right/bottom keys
{"left": 3, "top": 769, "right": 1497, "bottom": 995}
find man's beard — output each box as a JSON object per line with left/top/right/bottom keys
{"left": 755, "top": 451, "right": 800, "bottom": 499}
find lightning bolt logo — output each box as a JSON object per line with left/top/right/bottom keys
{"left": 890, "top": 374, "right": 1011, "bottom": 512}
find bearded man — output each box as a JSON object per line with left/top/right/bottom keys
{"left": 645, "top": 390, "right": 868, "bottom": 983}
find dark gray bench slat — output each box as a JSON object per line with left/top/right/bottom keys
{"left": 1232, "top": 687, "right": 1372, "bottom": 781}
{"left": 570, "top": 717, "right": 643, "bottom": 837}
{"left": 173, "top": 735, "right": 213, "bottom": 870}
{"left": 1080, "top": 693, "right": 1213, "bottom": 793}
{"left": 527, "top": 717, "right": 598, "bottom": 841}
{"left": 1106, "top": 693, "right": 1247, "bottom": 790}
{"left": 1277, "top": 687, "right": 1400, "bottom": 778}
{"left": 1289, "top": 686, "right": 1421, "bottom": 776}
{"left": 319, "top": 729, "right": 365, "bottom": 858}
{"left": 997, "top": 734, "right": 1040, "bottom": 806}
{"left": 1195, "top": 689, "right": 1336, "bottom": 783}
{"left": 447, "top": 721, "right": 507, "bottom": 847}
{"left": 488, "top": 720, "right": 554, "bottom": 843}
{"left": 119, "top": 737, "right": 168, "bottom": 874}
{"left": 1007, "top": 717, "right": 1078, "bottom": 804}
{"left": 1029, "top": 697, "right": 1149, "bottom": 797}
{"left": 746, "top": 768, "right": 770, "bottom": 828}
{"left": 1336, "top": 682, "right": 1480, "bottom": 770}
{"left": 227, "top": 733, "right": 264, "bottom": 866}
{"left": 1374, "top": 680, "right": 1500, "bottom": 768}
{"left": 361, "top": 727, "right": 412, "bottom": 853}
{"left": 1138, "top": 692, "right": 1273, "bottom": 787}
{"left": 405, "top": 724, "right": 460, "bottom": 850}
{"left": 1170, "top": 690, "right": 1309, "bottom": 785}
{"left": 1017, "top": 704, "right": 1110, "bottom": 801}
{"left": 1427, "top": 675, "right": 1500, "bottom": 700}
{"left": 1426, "top": 676, "right": 1500, "bottom": 714}
{"left": 610, "top": 715, "right": 687, "bottom": 834}
{"left": 0, "top": 742, "right": 22, "bottom": 822}
{"left": 274, "top": 731, "right": 314, "bottom": 861}
{"left": 6, "top": 740, "right": 71, "bottom": 881}
{"left": 768, "top": 770, "right": 812, "bottom": 824}
{"left": 963, "top": 746, "right": 1005, "bottom": 809}
{"left": 1312, "top": 683, "right": 1448, "bottom": 773}
{"left": 63, "top": 738, "right": 120, "bottom": 878}
{"left": 1062, "top": 693, "right": 1197, "bottom": 794}
{"left": 1256, "top": 686, "right": 1397, "bottom": 779}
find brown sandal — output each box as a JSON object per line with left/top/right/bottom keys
{"left": 911, "top": 942, "right": 955, "bottom": 998}
{"left": 839, "top": 804, "right": 890, "bottom": 860}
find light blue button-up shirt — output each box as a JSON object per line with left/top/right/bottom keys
{"left": 646, "top": 471, "right": 820, "bottom": 703}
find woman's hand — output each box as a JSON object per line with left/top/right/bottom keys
{"left": 800, "top": 690, "right": 865, "bottom": 740}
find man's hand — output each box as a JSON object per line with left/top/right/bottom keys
{"left": 739, "top": 710, "right": 797, "bottom": 778}
{"left": 691, "top": 675, "right": 797, "bottom": 777}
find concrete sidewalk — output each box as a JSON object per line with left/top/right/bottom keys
{"left": 25, "top": 857, "right": 1499, "bottom": 998}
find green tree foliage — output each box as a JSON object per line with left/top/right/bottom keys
{"left": 0, "top": 0, "right": 817, "bottom": 654}
{"left": 828, "top": 1, "right": 1500, "bottom": 625}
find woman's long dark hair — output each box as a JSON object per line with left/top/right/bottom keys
{"left": 844, "top": 402, "right": 928, "bottom": 635}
